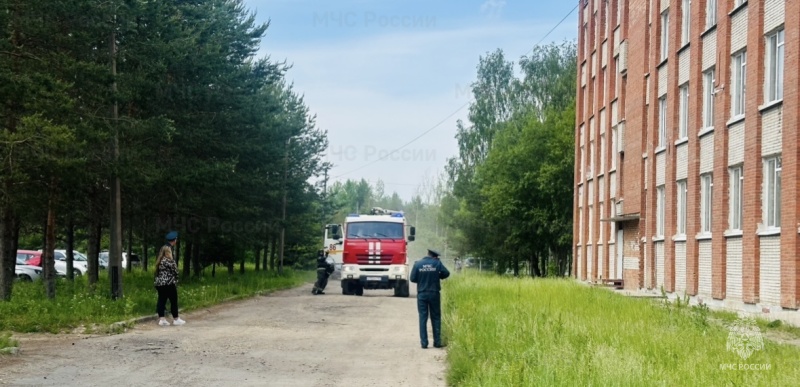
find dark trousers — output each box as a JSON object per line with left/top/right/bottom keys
{"left": 417, "top": 291, "right": 442, "bottom": 347}
{"left": 156, "top": 284, "right": 179, "bottom": 318}
{"left": 313, "top": 269, "right": 329, "bottom": 292}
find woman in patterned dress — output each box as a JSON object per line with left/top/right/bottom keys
{"left": 154, "top": 231, "right": 185, "bottom": 326}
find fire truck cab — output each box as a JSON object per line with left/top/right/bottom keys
{"left": 337, "top": 207, "right": 415, "bottom": 297}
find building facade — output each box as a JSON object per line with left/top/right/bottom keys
{"left": 573, "top": 0, "right": 800, "bottom": 312}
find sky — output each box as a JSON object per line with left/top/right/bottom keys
{"left": 242, "top": 0, "right": 578, "bottom": 201}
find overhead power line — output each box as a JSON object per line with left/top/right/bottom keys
{"left": 334, "top": 3, "right": 579, "bottom": 179}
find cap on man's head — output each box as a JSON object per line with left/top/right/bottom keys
{"left": 427, "top": 249, "right": 441, "bottom": 258}
{"left": 165, "top": 231, "right": 178, "bottom": 241}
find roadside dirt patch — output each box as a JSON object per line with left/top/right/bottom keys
{"left": 0, "top": 284, "right": 447, "bottom": 386}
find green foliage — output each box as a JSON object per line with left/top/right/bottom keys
{"left": 443, "top": 42, "right": 577, "bottom": 276}
{"left": 0, "top": 0, "right": 328, "bottom": 298}
{"left": 0, "top": 331, "right": 16, "bottom": 350}
{"left": 443, "top": 276, "right": 800, "bottom": 386}
{"left": 0, "top": 267, "right": 309, "bottom": 333}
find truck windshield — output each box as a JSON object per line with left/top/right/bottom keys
{"left": 346, "top": 222, "right": 404, "bottom": 239}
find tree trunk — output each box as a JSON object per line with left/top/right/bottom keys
{"left": 212, "top": 261, "right": 216, "bottom": 277}
{"left": 239, "top": 252, "right": 245, "bottom": 274}
{"left": 183, "top": 239, "right": 192, "bottom": 278}
{"left": 254, "top": 245, "right": 261, "bottom": 271}
{"left": 192, "top": 242, "right": 200, "bottom": 277}
{"left": 141, "top": 219, "right": 148, "bottom": 272}
{"left": 87, "top": 217, "right": 101, "bottom": 289}
{"left": 44, "top": 181, "right": 58, "bottom": 299}
{"left": 126, "top": 218, "right": 133, "bottom": 272}
{"left": 269, "top": 234, "right": 277, "bottom": 271}
{"left": 513, "top": 256, "right": 519, "bottom": 277}
{"left": 227, "top": 258, "right": 234, "bottom": 275}
{"left": 0, "top": 206, "right": 18, "bottom": 301}
{"left": 66, "top": 218, "right": 75, "bottom": 281}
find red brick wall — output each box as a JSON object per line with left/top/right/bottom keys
{"left": 781, "top": 0, "right": 800, "bottom": 310}
{"left": 740, "top": 1, "right": 763, "bottom": 304}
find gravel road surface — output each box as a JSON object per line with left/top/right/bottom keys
{"left": 0, "top": 283, "right": 447, "bottom": 386}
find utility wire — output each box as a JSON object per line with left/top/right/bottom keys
{"left": 334, "top": 3, "right": 579, "bottom": 179}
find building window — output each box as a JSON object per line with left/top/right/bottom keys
{"left": 764, "top": 156, "right": 782, "bottom": 228}
{"left": 729, "top": 166, "right": 743, "bottom": 231}
{"left": 706, "top": 0, "right": 716, "bottom": 29}
{"left": 701, "top": 174, "right": 713, "bottom": 233}
{"left": 677, "top": 180, "right": 687, "bottom": 235}
{"left": 732, "top": 51, "right": 746, "bottom": 117}
{"left": 658, "top": 96, "right": 667, "bottom": 148}
{"left": 703, "top": 68, "right": 715, "bottom": 129}
{"left": 765, "top": 29, "right": 784, "bottom": 103}
{"left": 656, "top": 186, "right": 665, "bottom": 237}
{"left": 681, "top": 0, "right": 691, "bottom": 45}
{"left": 661, "top": 11, "right": 670, "bottom": 61}
{"left": 679, "top": 84, "right": 689, "bottom": 139}
{"left": 734, "top": 0, "right": 747, "bottom": 8}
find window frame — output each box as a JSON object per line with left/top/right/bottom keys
{"left": 765, "top": 29, "right": 785, "bottom": 103}
{"left": 729, "top": 166, "right": 743, "bottom": 231}
{"left": 677, "top": 180, "right": 687, "bottom": 235}
{"left": 703, "top": 68, "right": 715, "bottom": 129}
{"left": 732, "top": 51, "right": 747, "bottom": 117}
{"left": 679, "top": 83, "right": 689, "bottom": 139}
{"left": 661, "top": 11, "right": 670, "bottom": 61}
{"left": 706, "top": 0, "right": 716, "bottom": 29}
{"left": 681, "top": 0, "right": 691, "bottom": 45}
{"left": 700, "top": 174, "right": 713, "bottom": 234}
{"left": 764, "top": 156, "right": 782, "bottom": 229}
{"left": 656, "top": 185, "right": 666, "bottom": 238}
{"left": 658, "top": 96, "right": 667, "bottom": 148}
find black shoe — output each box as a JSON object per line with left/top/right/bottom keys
{"left": 421, "top": 345, "right": 428, "bottom": 349}
{"left": 318, "top": 291, "right": 325, "bottom": 294}
{"left": 434, "top": 343, "right": 446, "bottom": 348}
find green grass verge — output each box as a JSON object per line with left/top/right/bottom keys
{"left": 443, "top": 275, "right": 800, "bottom": 386}
{"left": 0, "top": 266, "right": 313, "bottom": 333}
{"left": 0, "top": 331, "right": 17, "bottom": 350}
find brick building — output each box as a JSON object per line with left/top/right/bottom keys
{"left": 573, "top": 0, "right": 799, "bottom": 313}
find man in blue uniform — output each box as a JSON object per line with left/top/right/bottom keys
{"left": 410, "top": 249, "right": 450, "bottom": 349}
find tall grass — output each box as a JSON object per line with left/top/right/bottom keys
{"left": 443, "top": 275, "right": 800, "bottom": 386}
{"left": 0, "top": 266, "right": 312, "bottom": 333}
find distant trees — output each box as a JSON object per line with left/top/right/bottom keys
{"left": 443, "top": 42, "right": 577, "bottom": 276}
{"left": 0, "top": 0, "right": 327, "bottom": 300}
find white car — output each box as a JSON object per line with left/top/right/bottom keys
{"left": 15, "top": 257, "right": 43, "bottom": 281}
{"left": 14, "top": 256, "right": 65, "bottom": 281}
{"left": 99, "top": 251, "right": 140, "bottom": 268}
{"left": 52, "top": 250, "right": 89, "bottom": 276}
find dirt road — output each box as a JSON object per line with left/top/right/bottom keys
{"left": 0, "top": 283, "right": 447, "bottom": 386}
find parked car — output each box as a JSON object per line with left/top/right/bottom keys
{"left": 20, "top": 249, "right": 86, "bottom": 276}
{"left": 54, "top": 250, "right": 90, "bottom": 274}
{"left": 15, "top": 256, "right": 42, "bottom": 281}
{"left": 99, "top": 251, "right": 140, "bottom": 267}
{"left": 98, "top": 252, "right": 109, "bottom": 268}
{"left": 15, "top": 254, "right": 66, "bottom": 280}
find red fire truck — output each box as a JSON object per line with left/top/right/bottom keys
{"left": 335, "top": 207, "right": 415, "bottom": 297}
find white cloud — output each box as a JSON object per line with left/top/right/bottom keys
{"left": 480, "top": 0, "right": 507, "bottom": 18}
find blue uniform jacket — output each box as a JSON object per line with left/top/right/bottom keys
{"left": 410, "top": 256, "right": 450, "bottom": 293}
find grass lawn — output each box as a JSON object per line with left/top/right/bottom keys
{"left": 0, "top": 266, "right": 313, "bottom": 335}
{"left": 443, "top": 275, "right": 800, "bottom": 386}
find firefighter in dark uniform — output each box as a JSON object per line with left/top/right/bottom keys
{"left": 410, "top": 249, "right": 450, "bottom": 349}
{"left": 312, "top": 250, "right": 334, "bottom": 295}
